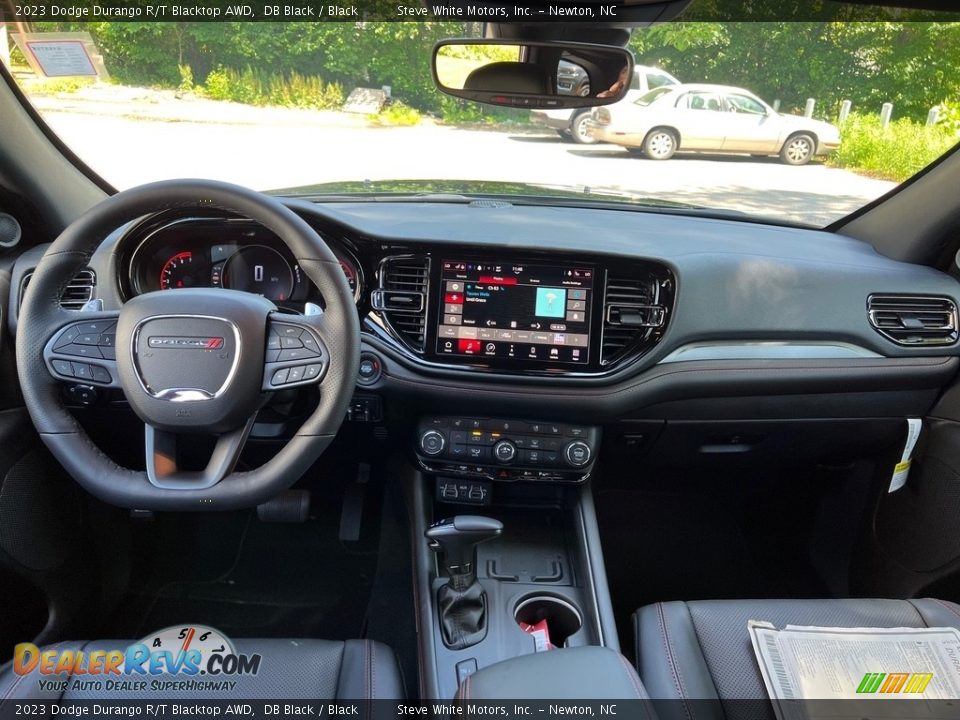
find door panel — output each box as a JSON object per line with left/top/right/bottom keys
{"left": 675, "top": 91, "right": 725, "bottom": 149}
{"left": 721, "top": 94, "right": 782, "bottom": 152}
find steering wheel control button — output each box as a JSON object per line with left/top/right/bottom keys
{"left": 90, "top": 365, "right": 112, "bottom": 384}
{"left": 420, "top": 430, "right": 446, "bottom": 456}
{"left": 51, "top": 359, "right": 74, "bottom": 377}
{"left": 271, "top": 368, "right": 290, "bottom": 386}
{"left": 71, "top": 363, "right": 93, "bottom": 381}
{"left": 303, "top": 364, "right": 322, "bottom": 380}
{"left": 78, "top": 321, "right": 115, "bottom": 334}
{"left": 280, "top": 335, "right": 303, "bottom": 349}
{"left": 58, "top": 344, "right": 103, "bottom": 359}
{"left": 267, "top": 333, "right": 281, "bottom": 350}
{"left": 277, "top": 348, "right": 312, "bottom": 362}
{"left": 564, "top": 441, "right": 592, "bottom": 468}
{"left": 287, "top": 366, "right": 305, "bottom": 383}
{"left": 54, "top": 325, "right": 80, "bottom": 348}
{"left": 300, "top": 334, "right": 322, "bottom": 353}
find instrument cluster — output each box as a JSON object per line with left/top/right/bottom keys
{"left": 125, "top": 216, "right": 362, "bottom": 308}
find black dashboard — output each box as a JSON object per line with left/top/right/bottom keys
{"left": 7, "top": 198, "right": 960, "bottom": 429}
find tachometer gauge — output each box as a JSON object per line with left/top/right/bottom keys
{"left": 222, "top": 245, "right": 294, "bottom": 301}
{"left": 340, "top": 259, "right": 358, "bottom": 298}
{"left": 159, "top": 251, "right": 197, "bottom": 290}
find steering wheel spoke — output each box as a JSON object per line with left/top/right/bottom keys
{"left": 44, "top": 312, "right": 122, "bottom": 389}
{"left": 145, "top": 415, "right": 255, "bottom": 490}
{"left": 262, "top": 312, "right": 329, "bottom": 391}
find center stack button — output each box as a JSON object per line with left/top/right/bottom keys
{"left": 493, "top": 439, "right": 517, "bottom": 463}
{"left": 420, "top": 429, "right": 446, "bottom": 457}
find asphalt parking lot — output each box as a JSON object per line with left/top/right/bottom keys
{"left": 35, "top": 91, "right": 895, "bottom": 227}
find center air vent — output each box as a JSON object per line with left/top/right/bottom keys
{"left": 868, "top": 294, "right": 958, "bottom": 346}
{"left": 601, "top": 272, "right": 669, "bottom": 365}
{"left": 19, "top": 268, "right": 96, "bottom": 311}
{"left": 372, "top": 256, "right": 430, "bottom": 352}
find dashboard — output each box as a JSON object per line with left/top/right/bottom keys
{"left": 8, "top": 198, "right": 960, "bottom": 427}
{"left": 99, "top": 208, "right": 677, "bottom": 379}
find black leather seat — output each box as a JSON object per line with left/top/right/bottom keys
{"left": 634, "top": 598, "right": 960, "bottom": 719}
{"left": 0, "top": 638, "right": 403, "bottom": 701}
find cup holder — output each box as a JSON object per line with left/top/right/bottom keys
{"left": 514, "top": 594, "right": 582, "bottom": 648}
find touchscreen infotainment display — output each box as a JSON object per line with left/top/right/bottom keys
{"left": 435, "top": 260, "right": 595, "bottom": 365}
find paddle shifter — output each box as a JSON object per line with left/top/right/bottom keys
{"left": 425, "top": 515, "right": 503, "bottom": 650}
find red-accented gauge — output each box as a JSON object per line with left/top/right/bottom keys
{"left": 159, "top": 251, "right": 198, "bottom": 290}
{"left": 339, "top": 259, "right": 358, "bottom": 299}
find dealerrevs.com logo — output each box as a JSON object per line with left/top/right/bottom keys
{"left": 13, "top": 625, "right": 261, "bottom": 693}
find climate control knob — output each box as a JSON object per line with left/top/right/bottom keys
{"left": 564, "top": 440, "right": 592, "bottom": 468}
{"left": 493, "top": 440, "right": 517, "bottom": 463}
{"left": 419, "top": 430, "right": 446, "bottom": 457}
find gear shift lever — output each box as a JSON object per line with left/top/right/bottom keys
{"left": 425, "top": 515, "right": 503, "bottom": 650}
{"left": 426, "top": 515, "right": 503, "bottom": 578}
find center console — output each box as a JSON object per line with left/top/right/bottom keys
{"left": 404, "top": 432, "right": 619, "bottom": 699}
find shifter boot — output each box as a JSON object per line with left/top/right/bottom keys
{"left": 437, "top": 573, "right": 487, "bottom": 649}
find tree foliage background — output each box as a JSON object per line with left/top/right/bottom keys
{"left": 31, "top": 19, "right": 960, "bottom": 119}
{"left": 631, "top": 21, "right": 960, "bottom": 119}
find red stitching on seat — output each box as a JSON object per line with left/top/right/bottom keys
{"left": 656, "top": 603, "right": 694, "bottom": 720}
{"left": 363, "top": 641, "right": 371, "bottom": 720}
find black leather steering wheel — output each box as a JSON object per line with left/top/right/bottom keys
{"left": 15, "top": 180, "right": 360, "bottom": 511}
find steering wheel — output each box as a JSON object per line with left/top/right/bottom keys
{"left": 15, "top": 180, "right": 360, "bottom": 511}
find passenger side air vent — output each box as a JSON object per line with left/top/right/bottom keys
{"left": 868, "top": 294, "right": 958, "bottom": 346}
{"left": 19, "top": 268, "right": 96, "bottom": 311}
{"left": 601, "top": 272, "right": 669, "bottom": 365}
{"left": 372, "top": 256, "right": 430, "bottom": 352}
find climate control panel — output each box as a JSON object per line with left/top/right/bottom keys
{"left": 415, "top": 417, "right": 600, "bottom": 483}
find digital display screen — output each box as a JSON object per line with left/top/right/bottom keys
{"left": 436, "top": 259, "right": 594, "bottom": 365}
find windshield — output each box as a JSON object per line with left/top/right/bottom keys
{"left": 4, "top": 12, "right": 960, "bottom": 227}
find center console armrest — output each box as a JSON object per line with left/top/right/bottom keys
{"left": 455, "top": 647, "right": 648, "bottom": 700}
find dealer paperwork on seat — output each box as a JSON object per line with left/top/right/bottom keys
{"left": 748, "top": 621, "right": 960, "bottom": 719}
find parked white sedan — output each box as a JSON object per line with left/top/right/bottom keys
{"left": 530, "top": 64, "right": 680, "bottom": 145}
{"left": 586, "top": 83, "right": 841, "bottom": 165}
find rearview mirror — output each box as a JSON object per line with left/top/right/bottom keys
{"left": 432, "top": 39, "right": 634, "bottom": 109}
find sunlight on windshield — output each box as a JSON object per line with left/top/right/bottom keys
{"left": 5, "top": 20, "right": 960, "bottom": 226}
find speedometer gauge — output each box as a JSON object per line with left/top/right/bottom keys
{"left": 222, "top": 245, "right": 294, "bottom": 301}
{"left": 159, "top": 251, "right": 197, "bottom": 290}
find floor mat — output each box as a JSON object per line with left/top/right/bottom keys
{"left": 107, "top": 484, "right": 381, "bottom": 642}
{"left": 595, "top": 488, "right": 797, "bottom": 656}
